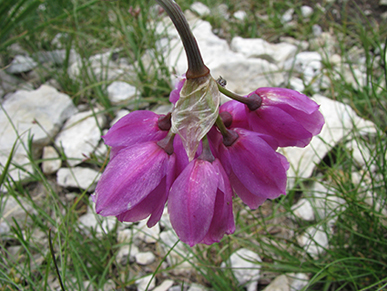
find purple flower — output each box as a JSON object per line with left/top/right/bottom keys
{"left": 94, "top": 141, "right": 175, "bottom": 228}
{"left": 218, "top": 128, "right": 289, "bottom": 209}
{"left": 169, "top": 75, "right": 186, "bottom": 104}
{"left": 246, "top": 87, "right": 324, "bottom": 147}
{"left": 103, "top": 110, "right": 170, "bottom": 159}
{"left": 168, "top": 158, "right": 235, "bottom": 246}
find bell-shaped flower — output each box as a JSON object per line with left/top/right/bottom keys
{"left": 219, "top": 128, "right": 289, "bottom": 209}
{"left": 103, "top": 110, "right": 170, "bottom": 159}
{"left": 168, "top": 158, "right": 235, "bottom": 246}
{"left": 246, "top": 87, "right": 324, "bottom": 147}
{"left": 94, "top": 141, "right": 175, "bottom": 227}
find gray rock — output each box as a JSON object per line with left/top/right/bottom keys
{"left": 42, "top": 146, "right": 61, "bottom": 174}
{"left": 312, "top": 24, "right": 322, "bottom": 36}
{"left": 6, "top": 55, "right": 38, "bottom": 74}
{"left": 153, "top": 280, "right": 174, "bottom": 291}
{"left": 116, "top": 244, "right": 139, "bottom": 265}
{"left": 190, "top": 2, "right": 210, "bottom": 17}
{"left": 134, "top": 220, "right": 160, "bottom": 243}
{"left": 231, "top": 36, "right": 297, "bottom": 68}
{"left": 301, "top": 6, "right": 313, "bottom": 18}
{"left": 0, "top": 70, "right": 23, "bottom": 94}
{"left": 291, "top": 199, "right": 314, "bottom": 221}
{"left": 297, "top": 225, "right": 329, "bottom": 258}
{"left": 107, "top": 81, "right": 137, "bottom": 104}
{"left": 281, "top": 8, "right": 294, "bottom": 23}
{"left": 221, "top": 248, "right": 261, "bottom": 291}
{"left": 0, "top": 195, "right": 37, "bottom": 232}
{"left": 287, "top": 273, "right": 309, "bottom": 290}
{"left": 57, "top": 167, "right": 101, "bottom": 190}
{"left": 233, "top": 10, "right": 247, "bottom": 21}
{"left": 284, "top": 52, "right": 322, "bottom": 86}
{"left": 280, "top": 95, "right": 377, "bottom": 189}
{"left": 32, "top": 49, "right": 80, "bottom": 66}
{"left": 55, "top": 110, "right": 106, "bottom": 166}
{"left": 262, "top": 275, "right": 289, "bottom": 291}
{"left": 0, "top": 85, "right": 77, "bottom": 180}
{"left": 135, "top": 251, "right": 156, "bottom": 265}
{"left": 78, "top": 211, "right": 116, "bottom": 235}
{"left": 135, "top": 274, "right": 156, "bottom": 291}
{"left": 188, "top": 283, "right": 207, "bottom": 291}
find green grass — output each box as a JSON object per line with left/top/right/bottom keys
{"left": 1, "top": 0, "right": 387, "bottom": 290}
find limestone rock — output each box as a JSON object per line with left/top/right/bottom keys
{"left": 281, "top": 8, "right": 294, "bottom": 23}
{"left": 107, "top": 81, "right": 137, "bottom": 104}
{"left": 135, "top": 274, "right": 156, "bottom": 291}
{"left": 291, "top": 199, "right": 314, "bottom": 221}
{"left": 153, "top": 280, "right": 174, "bottom": 291}
{"left": 55, "top": 110, "right": 106, "bottom": 166}
{"left": 0, "top": 85, "right": 77, "bottom": 180}
{"left": 42, "top": 146, "right": 61, "bottom": 174}
{"left": 190, "top": 2, "right": 210, "bottom": 17}
{"left": 284, "top": 52, "right": 322, "bottom": 86}
{"left": 0, "top": 196, "right": 37, "bottom": 232}
{"left": 6, "top": 55, "right": 38, "bottom": 74}
{"left": 135, "top": 251, "right": 156, "bottom": 265}
{"left": 57, "top": 167, "right": 101, "bottom": 190}
{"left": 233, "top": 10, "right": 247, "bottom": 21}
{"left": 262, "top": 275, "right": 289, "bottom": 291}
{"left": 297, "top": 225, "right": 329, "bottom": 258}
{"left": 301, "top": 6, "right": 313, "bottom": 18}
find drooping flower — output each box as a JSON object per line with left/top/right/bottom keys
{"left": 168, "top": 158, "right": 234, "bottom": 246}
{"left": 94, "top": 141, "right": 175, "bottom": 227}
{"left": 246, "top": 88, "right": 325, "bottom": 147}
{"left": 218, "top": 128, "right": 289, "bottom": 209}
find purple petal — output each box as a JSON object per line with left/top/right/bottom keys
{"left": 103, "top": 111, "right": 167, "bottom": 147}
{"left": 168, "top": 159, "right": 218, "bottom": 246}
{"left": 220, "top": 100, "right": 249, "bottom": 129}
{"left": 169, "top": 75, "right": 186, "bottom": 104}
{"left": 219, "top": 128, "right": 287, "bottom": 201}
{"left": 95, "top": 142, "right": 169, "bottom": 216}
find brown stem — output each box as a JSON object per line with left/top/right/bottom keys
{"left": 155, "top": 0, "right": 209, "bottom": 79}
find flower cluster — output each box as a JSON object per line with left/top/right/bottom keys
{"left": 93, "top": 0, "right": 324, "bottom": 246}
{"left": 94, "top": 75, "right": 324, "bottom": 246}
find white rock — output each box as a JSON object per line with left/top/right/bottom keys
{"left": 136, "top": 274, "right": 156, "bottom": 291}
{"left": 32, "top": 49, "right": 79, "bottom": 65}
{"left": 233, "top": 10, "right": 247, "bottom": 21}
{"left": 190, "top": 2, "right": 210, "bottom": 17}
{"left": 280, "top": 36, "right": 309, "bottom": 51}
{"left": 0, "top": 70, "right": 23, "bottom": 94}
{"left": 107, "top": 81, "right": 137, "bottom": 104}
{"left": 55, "top": 110, "right": 106, "bottom": 166}
{"left": 116, "top": 244, "right": 139, "bottom": 265}
{"left": 188, "top": 283, "right": 207, "bottom": 291}
{"left": 153, "top": 280, "right": 174, "bottom": 291}
{"left": 289, "top": 77, "right": 305, "bottom": 92}
{"left": 262, "top": 274, "right": 289, "bottom": 291}
{"left": 284, "top": 52, "right": 322, "bottom": 86}
{"left": 281, "top": 8, "right": 294, "bottom": 23}
{"left": 216, "top": 4, "right": 229, "bottom": 19}
{"left": 117, "top": 228, "right": 134, "bottom": 244}
{"left": 135, "top": 220, "right": 160, "bottom": 243}
{"left": 110, "top": 109, "right": 130, "bottom": 126}
{"left": 291, "top": 199, "right": 315, "bottom": 221}
{"left": 301, "top": 6, "right": 313, "bottom": 18}
{"left": 135, "top": 251, "right": 156, "bottom": 265}
{"left": 221, "top": 248, "right": 261, "bottom": 291}
{"left": 346, "top": 139, "right": 371, "bottom": 168}
{"left": 287, "top": 273, "right": 309, "bottom": 290}
{"left": 42, "top": 146, "right": 61, "bottom": 174}
{"left": 312, "top": 24, "right": 322, "bottom": 36}
{"left": 6, "top": 55, "right": 38, "bottom": 74}
{"left": 280, "top": 95, "right": 377, "bottom": 189}
{"left": 0, "top": 85, "right": 77, "bottom": 180}
{"left": 78, "top": 211, "right": 116, "bottom": 235}
{"left": 152, "top": 104, "right": 173, "bottom": 115}
{"left": 0, "top": 196, "right": 37, "bottom": 232}
{"left": 380, "top": 0, "right": 387, "bottom": 5}
{"left": 297, "top": 225, "right": 329, "bottom": 258}
{"left": 57, "top": 167, "right": 101, "bottom": 190}
{"left": 231, "top": 36, "right": 297, "bottom": 68}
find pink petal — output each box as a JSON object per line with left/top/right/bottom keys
{"left": 220, "top": 100, "right": 249, "bottom": 129}
{"left": 95, "top": 142, "right": 169, "bottom": 216}
{"left": 168, "top": 159, "right": 218, "bottom": 246}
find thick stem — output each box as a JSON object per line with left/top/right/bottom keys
{"left": 218, "top": 84, "right": 262, "bottom": 111}
{"left": 216, "top": 116, "right": 239, "bottom": 146}
{"left": 155, "top": 0, "right": 209, "bottom": 79}
{"left": 157, "top": 131, "right": 176, "bottom": 155}
{"left": 198, "top": 135, "right": 215, "bottom": 162}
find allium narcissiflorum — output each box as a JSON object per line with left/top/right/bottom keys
{"left": 94, "top": 0, "right": 325, "bottom": 247}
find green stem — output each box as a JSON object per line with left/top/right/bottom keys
{"left": 155, "top": 0, "right": 209, "bottom": 79}
{"left": 217, "top": 83, "right": 262, "bottom": 111}
{"left": 216, "top": 116, "right": 239, "bottom": 146}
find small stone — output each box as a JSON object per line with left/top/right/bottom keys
{"left": 312, "top": 24, "right": 323, "bottom": 36}
{"left": 221, "top": 248, "right": 261, "bottom": 291}
{"left": 301, "top": 6, "right": 313, "bottom": 18}
{"left": 291, "top": 199, "right": 315, "bottom": 221}
{"left": 78, "top": 211, "right": 116, "bottom": 235}
{"left": 297, "top": 225, "right": 329, "bottom": 258}
{"left": 42, "top": 146, "right": 61, "bottom": 174}
{"left": 152, "top": 104, "right": 173, "bottom": 115}
{"left": 107, "top": 81, "right": 137, "bottom": 104}
{"left": 289, "top": 77, "right": 305, "bottom": 92}
{"left": 233, "top": 10, "right": 247, "bottom": 21}
{"left": 188, "top": 283, "right": 207, "bottom": 291}
{"left": 262, "top": 275, "right": 289, "bottom": 291}
{"left": 135, "top": 251, "right": 156, "bottom": 265}
{"left": 286, "top": 273, "right": 309, "bottom": 291}
{"left": 135, "top": 220, "right": 160, "bottom": 243}
{"left": 6, "top": 55, "right": 38, "bottom": 74}
{"left": 136, "top": 274, "right": 156, "bottom": 291}
{"left": 116, "top": 244, "right": 139, "bottom": 265}
{"left": 380, "top": 0, "right": 387, "bottom": 5}
{"left": 216, "top": 4, "right": 229, "bottom": 19}
{"left": 0, "top": 196, "right": 37, "bottom": 231}
{"left": 281, "top": 8, "right": 294, "bottom": 23}
{"left": 57, "top": 167, "right": 101, "bottom": 190}
{"left": 190, "top": 2, "right": 210, "bottom": 17}
{"left": 117, "top": 228, "right": 134, "bottom": 244}
{"left": 153, "top": 280, "right": 174, "bottom": 291}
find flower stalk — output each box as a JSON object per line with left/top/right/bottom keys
{"left": 217, "top": 83, "right": 262, "bottom": 111}
{"left": 155, "top": 0, "right": 209, "bottom": 79}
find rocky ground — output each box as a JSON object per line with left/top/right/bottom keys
{"left": 1, "top": 1, "right": 386, "bottom": 291}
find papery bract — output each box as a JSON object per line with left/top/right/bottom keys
{"left": 168, "top": 158, "right": 235, "bottom": 246}
{"left": 247, "top": 88, "right": 324, "bottom": 147}
{"left": 171, "top": 75, "right": 220, "bottom": 161}
{"left": 95, "top": 141, "right": 175, "bottom": 227}
{"left": 219, "top": 128, "right": 289, "bottom": 209}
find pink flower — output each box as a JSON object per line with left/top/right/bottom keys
{"left": 168, "top": 158, "right": 235, "bottom": 246}
{"left": 94, "top": 141, "right": 175, "bottom": 228}
{"left": 246, "top": 88, "right": 324, "bottom": 147}
{"left": 218, "top": 128, "right": 289, "bottom": 209}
